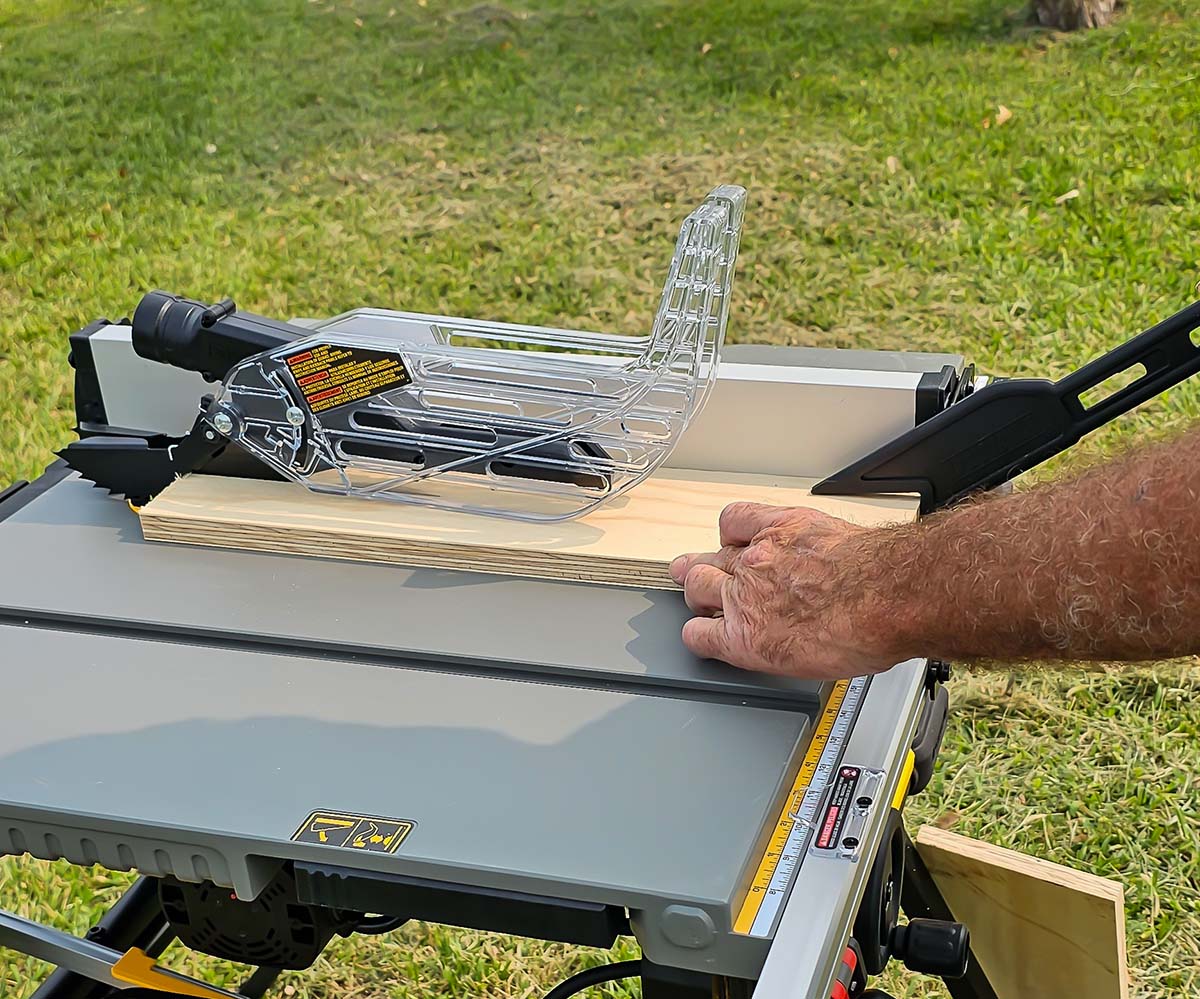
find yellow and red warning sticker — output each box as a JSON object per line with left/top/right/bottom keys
{"left": 284, "top": 343, "right": 412, "bottom": 415}
{"left": 291, "top": 810, "right": 415, "bottom": 854}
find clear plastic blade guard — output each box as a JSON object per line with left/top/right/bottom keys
{"left": 209, "top": 185, "right": 746, "bottom": 521}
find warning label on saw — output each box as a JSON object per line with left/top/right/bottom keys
{"left": 284, "top": 343, "right": 412, "bottom": 415}
{"left": 814, "top": 766, "right": 860, "bottom": 850}
{"left": 291, "top": 810, "right": 415, "bottom": 854}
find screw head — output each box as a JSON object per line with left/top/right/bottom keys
{"left": 211, "top": 412, "right": 234, "bottom": 436}
{"left": 285, "top": 406, "right": 306, "bottom": 427}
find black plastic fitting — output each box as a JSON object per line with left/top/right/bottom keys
{"left": 926, "top": 659, "right": 952, "bottom": 688}
{"left": 889, "top": 917, "right": 970, "bottom": 979}
{"left": 131, "top": 290, "right": 297, "bottom": 382}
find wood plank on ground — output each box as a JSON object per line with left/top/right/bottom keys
{"left": 915, "top": 825, "right": 1128, "bottom": 999}
{"left": 139, "top": 468, "right": 918, "bottom": 589}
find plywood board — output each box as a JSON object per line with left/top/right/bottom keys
{"left": 139, "top": 468, "right": 918, "bottom": 589}
{"left": 915, "top": 826, "right": 1128, "bottom": 999}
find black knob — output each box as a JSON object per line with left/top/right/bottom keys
{"left": 925, "top": 659, "right": 952, "bottom": 690}
{"left": 201, "top": 297, "right": 237, "bottom": 327}
{"left": 889, "top": 918, "right": 970, "bottom": 978}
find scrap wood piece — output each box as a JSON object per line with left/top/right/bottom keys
{"left": 139, "top": 468, "right": 918, "bottom": 589}
{"left": 915, "top": 825, "right": 1128, "bottom": 999}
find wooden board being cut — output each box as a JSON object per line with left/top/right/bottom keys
{"left": 139, "top": 468, "right": 918, "bottom": 589}
{"left": 916, "top": 826, "right": 1128, "bottom": 999}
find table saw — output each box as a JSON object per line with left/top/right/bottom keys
{"left": 0, "top": 338, "right": 976, "bottom": 999}
{"left": 4, "top": 185, "right": 1199, "bottom": 999}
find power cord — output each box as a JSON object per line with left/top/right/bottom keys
{"left": 543, "top": 960, "right": 643, "bottom": 999}
{"left": 353, "top": 914, "right": 409, "bottom": 935}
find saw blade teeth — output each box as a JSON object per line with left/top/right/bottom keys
{"left": 57, "top": 449, "right": 129, "bottom": 498}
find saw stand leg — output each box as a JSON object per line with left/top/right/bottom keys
{"left": 30, "top": 877, "right": 173, "bottom": 999}
{"left": 900, "top": 827, "right": 999, "bottom": 999}
{"left": 25, "top": 876, "right": 281, "bottom": 999}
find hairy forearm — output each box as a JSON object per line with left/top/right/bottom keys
{"left": 868, "top": 427, "right": 1200, "bottom": 665}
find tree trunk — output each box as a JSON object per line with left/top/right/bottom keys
{"left": 1032, "top": 0, "right": 1120, "bottom": 29}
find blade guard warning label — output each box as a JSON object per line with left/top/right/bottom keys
{"left": 292, "top": 810, "right": 415, "bottom": 854}
{"left": 284, "top": 343, "right": 412, "bottom": 415}
{"left": 814, "top": 766, "right": 860, "bottom": 850}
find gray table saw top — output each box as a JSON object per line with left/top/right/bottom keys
{"left": 0, "top": 472, "right": 820, "bottom": 969}
{"left": 0, "top": 475, "right": 823, "bottom": 708}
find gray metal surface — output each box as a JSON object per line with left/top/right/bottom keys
{"left": 670, "top": 362, "right": 924, "bottom": 479}
{"left": 0, "top": 622, "right": 808, "bottom": 911}
{"left": 89, "top": 324, "right": 218, "bottom": 437}
{"left": 0, "top": 474, "right": 929, "bottom": 981}
{"left": 0, "top": 474, "right": 825, "bottom": 977}
{"left": 0, "top": 477, "right": 823, "bottom": 707}
{"left": 722, "top": 344, "right": 964, "bottom": 373}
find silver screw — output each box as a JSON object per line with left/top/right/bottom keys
{"left": 285, "top": 406, "right": 306, "bottom": 427}
{"left": 211, "top": 412, "right": 234, "bottom": 436}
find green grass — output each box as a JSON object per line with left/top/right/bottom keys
{"left": 2, "top": 0, "right": 1200, "bottom": 995}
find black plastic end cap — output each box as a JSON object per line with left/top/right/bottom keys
{"left": 927, "top": 659, "right": 952, "bottom": 687}
{"left": 890, "top": 918, "right": 970, "bottom": 979}
{"left": 131, "top": 290, "right": 209, "bottom": 368}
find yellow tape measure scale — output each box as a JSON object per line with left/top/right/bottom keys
{"left": 733, "top": 677, "right": 860, "bottom": 936}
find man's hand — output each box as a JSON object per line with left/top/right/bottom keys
{"left": 671, "top": 426, "right": 1200, "bottom": 675}
{"left": 669, "top": 502, "right": 909, "bottom": 680}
